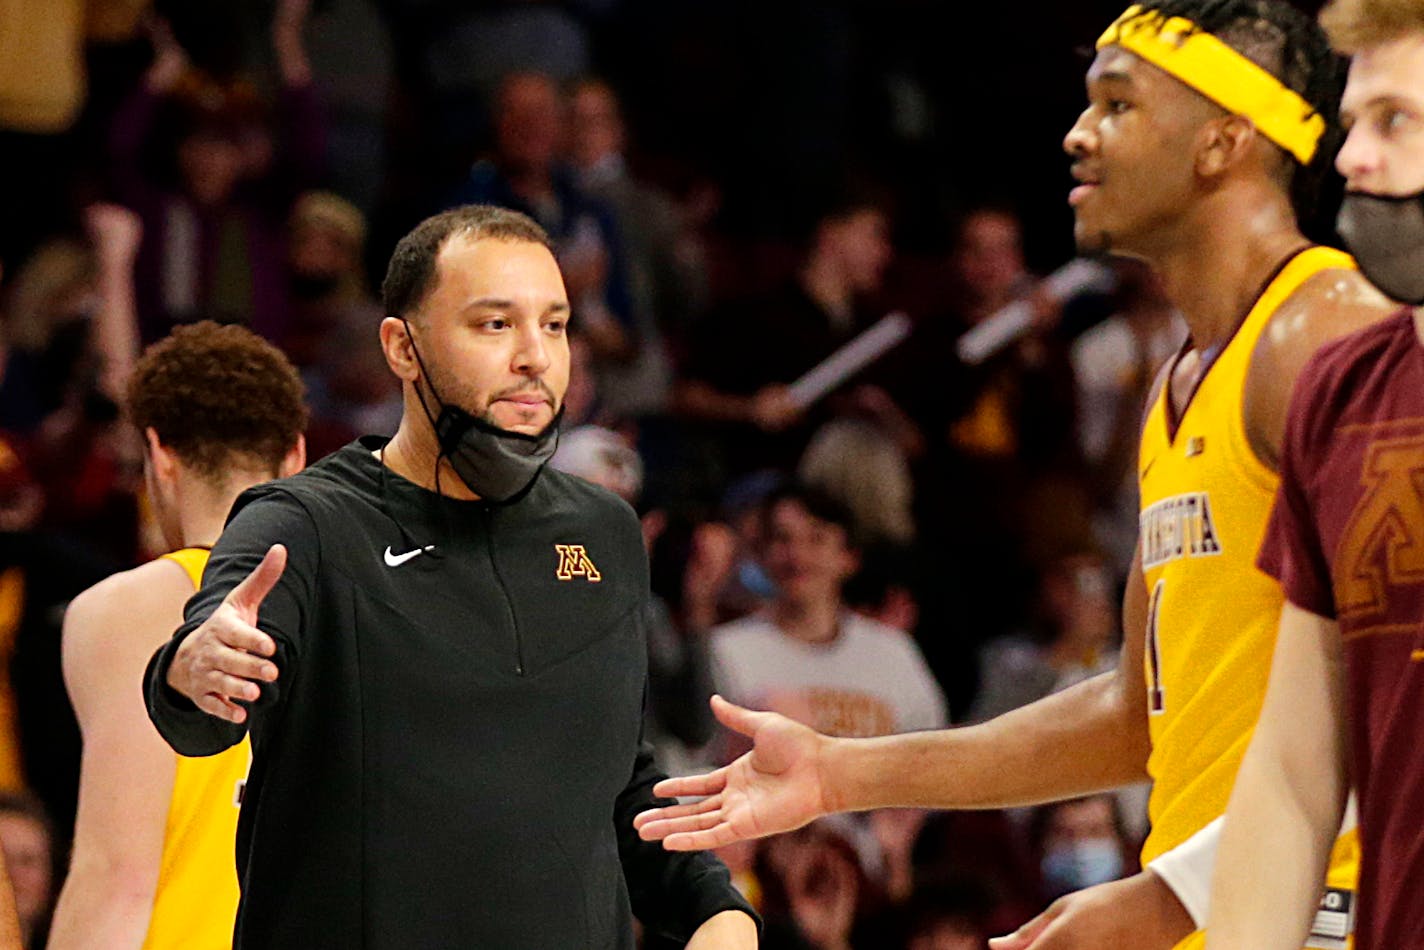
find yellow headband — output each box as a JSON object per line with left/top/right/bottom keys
{"left": 1097, "top": 5, "right": 1326, "bottom": 164}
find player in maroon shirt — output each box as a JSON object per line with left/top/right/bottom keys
{"left": 1208, "top": 2, "right": 1424, "bottom": 948}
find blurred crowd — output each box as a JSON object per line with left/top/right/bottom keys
{"left": 0, "top": 1, "right": 1183, "bottom": 946}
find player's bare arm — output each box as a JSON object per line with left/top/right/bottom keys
{"left": 166, "top": 545, "right": 286, "bottom": 724}
{"left": 1244, "top": 268, "right": 1397, "bottom": 468}
{"left": 47, "top": 559, "right": 193, "bottom": 948}
{"left": 635, "top": 544, "right": 1153, "bottom": 850}
{"left": 1206, "top": 603, "right": 1350, "bottom": 949}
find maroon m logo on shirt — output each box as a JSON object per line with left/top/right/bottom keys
{"left": 1336, "top": 435, "right": 1424, "bottom": 618}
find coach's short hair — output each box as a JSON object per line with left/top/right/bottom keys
{"left": 381, "top": 205, "right": 553, "bottom": 323}
{"left": 127, "top": 321, "right": 307, "bottom": 481}
{"left": 1321, "top": 0, "right": 1424, "bottom": 53}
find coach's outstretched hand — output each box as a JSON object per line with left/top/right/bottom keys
{"left": 634, "top": 695, "right": 833, "bottom": 850}
{"left": 167, "top": 545, "right": 285, "bottom": 725}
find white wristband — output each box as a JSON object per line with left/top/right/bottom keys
{"left": 1147, "top": 794, "right": 1359, "bottom": 933}
{"left": 1145, "top": 816, "right": 1221, "bottom": 929}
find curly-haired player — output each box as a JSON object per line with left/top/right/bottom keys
{"left": 47, "top": 322, "right": 306, "bottom": 949}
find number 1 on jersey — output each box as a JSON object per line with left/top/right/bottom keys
{"left": 1147, "top": 579, "right": 1166, "bottom": 715}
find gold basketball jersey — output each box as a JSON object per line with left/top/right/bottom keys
{"left": 1137, "top": 247, "right": 1358, "bottom": 948}
{"left": 145, "top": 547, "right": 249, "bottom": 950}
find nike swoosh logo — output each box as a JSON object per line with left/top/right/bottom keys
{"left": 384, "top": 545, "right": 435, "bottom": 568}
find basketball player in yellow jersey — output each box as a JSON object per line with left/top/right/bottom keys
{"left": 46, "top": 323, "right": 306, "bottom": 949}
{"left": 635, "top": 2, "right": 1401, "bottom": 948}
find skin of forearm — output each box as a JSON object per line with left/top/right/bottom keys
{"left": 47, "top": 857, "right": 156, "bottom": 950}
{"left": 824, "top": 669, "right": 1150, "bottom": 812}
{"left": 1207, "top": 731, "right": 1344, "bottom": 949}
{"left": 1208, "top": 606, "right": 1348, "bottom": 949}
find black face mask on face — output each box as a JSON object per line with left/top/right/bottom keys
{"left": 1337, "top": 188, "right": 1424, "bottom": 306}
{"left": 402, "top": 320, "right": 560, "bottom": 503}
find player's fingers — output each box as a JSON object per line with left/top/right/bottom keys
{"left": 652, "top": 767, "right": 727, "bottom": 800}
{"left": 634, "top": 794, "right": 720, "bottom": 830}
{"left": 636, "top": 805, "right": 727, "bottom": 842}
{"left": 710, "top": 694, "right": 773, "bottom": 738}
{"left": 987, "top": 931, "right": 1032, "bottom": 950}
{"left": 988, "top": 904, "right": 1058, "bottom": 950}
{"left": 661, "top": 825, "right": 737, "bottom": 852}
{"left": 224, "top": 544, "right": 288, "bottom": 617}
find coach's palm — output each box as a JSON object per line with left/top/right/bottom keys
{"left": 634, "top": 696, "right": 832, "bottom": 850}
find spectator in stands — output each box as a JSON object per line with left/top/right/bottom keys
{"left": 972, "top": 551, "right": 1118, "bottom": 723}
{"left": 0, "top": 205, "right": 143, "bottom": 566}
{"left": 0, "top": 239, "right": 96, "bottom": 436}
{"left": 300, "top": 0, "right": 392, "bottom": 214}
{"left": 842, "top": 545, "right": 920, "bottom": 634}
{"left": 709, "top": 485, "right": 946, "bottom": 742}
{"left": 920, "top": 205, "right": 1084, "bottom": 482}
{"left": 448, "top": 72, "right": 635, "bottom": 368}
{"left": 380, "top": 0, "right": 601, "bottom": 177}
{"left": 799, "top": 418, "right": 917, "bottom": 547}
{"left": 569, "top": 76, "right": 703, "bottom": 416}
{"left": 0, "top": 793, "right": 56, "bottom": 948}
{"left": 909, "top": 810, "right": 1044, "bottom": 936}
{"left": 973, "top": 550, "right": 1150, "bottom": 837}
{"left": 0, "top": 206, "right": 148, "bottom": 845}
{"left": 300, "top": 300, "right": 401, "bottom": 462}
{"left": 1071, "top": 262, "right": 1183, "bottom": 570}
{"left": 868, "top": 807, "right": 929, "bottom": 905}
{"left": 281, "top": 191, "right": 383, "bottom": 461}
{"left": 1030, "top": 795, "right": 1138, "bottom": 900}
{"left": 706, "top": 471, "right": 783, "bottom": 625}
{"left": 110, "top": 3, "right": 326, "bottom": 343}
{"left": 899, "top": 207, "right": 1087, "bottom": 708}
{"left": 675, "top": 190, "right": 906, "bottom": 479}
{"left": 897, "top": 882, "right": 994, "bottom": 950}
{"left": 282, "top": 190, "right": 370, "bottom": 368}
{"left": 759, "top": 820, "right": 866, "bottom": 950}
{"left": 0, "top": 0, "right": 148, "bottom": 268}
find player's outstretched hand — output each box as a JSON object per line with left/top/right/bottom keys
{"left": 988, "top": 870, "right": 1194, "bottom": 950}
{"left": 167, "top": 545, "right": 286, "bottom": 725}
{"left": 634, "top": 695, "right": 833, "bottom": 850}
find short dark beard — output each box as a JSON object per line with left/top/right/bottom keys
{"left": 477, "top": 379, "right": 560, "bottom": 432}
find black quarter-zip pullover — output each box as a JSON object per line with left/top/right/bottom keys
{"left": 145, "top": 438, "right": 753, "bottom": 948}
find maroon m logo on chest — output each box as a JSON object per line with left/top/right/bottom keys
{"left": 1336, "top": 435, "right": 1424, "bottom": 618}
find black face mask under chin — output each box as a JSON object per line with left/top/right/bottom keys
{"left": 430, "top": 402, "right": 561, "bottom": 503}
{"left": 403, "top": 321, "right": 560, "bottom": 503}
{"left": 1337, "top": 189, "right": 1424, "bottom": 306}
